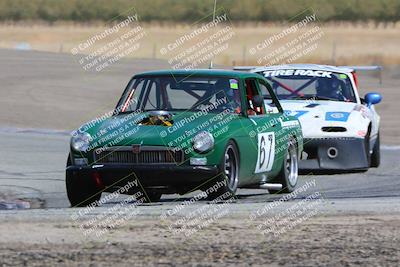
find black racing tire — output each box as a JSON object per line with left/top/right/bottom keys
{"left": 206, "top": 141, "right": 239, "bottom": 201}
{"left": 269, "top": 137, "right": 298, "bottom": 194}
{"left": 370, "top": 132, "right": 381, "bottom": 168}
{"left": 66, "top": 172, "right": 102, "bottom": 207}
{"left": 357, "top": 131, "right": 372, "bottom": 172}
{"left": 66, "top": 154, "right": 102, "bottom": 207}
{"left": 364, "top": 129, "right": 372, "bottom": 168}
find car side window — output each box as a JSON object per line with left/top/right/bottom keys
{"left": 245, "top": 79, "right": 265, "bottom": 115}
{"left": 258, "top": 80, "right": 281, "bottom": 114}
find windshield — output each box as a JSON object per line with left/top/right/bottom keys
{"left": 259, "top": 70, "right": 356, "bottom": 102}
{"left": 116, "top": 76, "right": 242, "bottom": 113}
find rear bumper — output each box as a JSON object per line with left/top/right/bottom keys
{"left": 66, "top": 164, "right": 219, "bottom": 188}
{"left": 300, "top": 137, "right": 369, "bottom": 170}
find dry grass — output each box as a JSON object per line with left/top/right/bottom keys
{"left": 0, "top": 23, "right": 399, "bottom": 66}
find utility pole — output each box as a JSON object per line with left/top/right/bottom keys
{"left": 209, "top": 0, "right": 217, "bottom": 69}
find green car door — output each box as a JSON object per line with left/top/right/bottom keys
{"left": 242, "top": 77, "right": 286, "bottom": 184}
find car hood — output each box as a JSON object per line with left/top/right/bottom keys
{"left": 82, "top": 111, "right": 233, "bottom": 150}
{"left": 278, "top": 100, "right": 371, "bottom": 138}
{"left": 280, "top": 100, "right": 356, "bottom": 118}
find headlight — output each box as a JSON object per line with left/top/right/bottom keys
{"left": 192, "top": 131, "right": 214, "bottom": 153}
{"left": 71, "top": 132, "right": 91, "bottom": 152}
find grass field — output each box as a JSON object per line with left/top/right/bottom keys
{"left": 0, "top": 22, "right": 399, "bottom": 66}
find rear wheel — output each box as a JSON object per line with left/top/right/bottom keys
{"left": 206, "top": 141, "right": 239, "bottom": 200}
{"left": 269, "top": 137, "right": 298, "bottom": 194}
{"left": 370, "top": 132, "right": 381, "bottom": 168}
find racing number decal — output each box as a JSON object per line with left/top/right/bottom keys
{"left": 255, "top": 132, "right": 275, "bottom": 173}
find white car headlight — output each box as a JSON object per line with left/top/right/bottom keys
{"left": 192, "top": 131, "right": 214, "bottom": 153}
{"left": 71, "top": 132, "right": 91, "bottom": 152}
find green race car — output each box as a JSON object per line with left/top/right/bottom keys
{"left": 66, "top": 69, "right": 303, "bottom": 206}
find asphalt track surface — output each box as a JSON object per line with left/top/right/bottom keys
{"left": 0, "top": 48, "right": 399, "bottom": 212}
{"left": 1, "top": 49, "right": 399, "bottom": 266}
{"left": 0, "top": 129, "right": 399, "bottom": 211}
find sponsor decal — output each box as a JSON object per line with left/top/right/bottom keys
{"left": 284, "top": 110, "right": 309, "bottom": 118}
{"left": 330, "top": 113, "right": 344, "bottom": 119}
{"left": 255, "top": 132, "right": 275, "bottom": 173}
{"left": 229, "top": 79, "right": 238, "bottom": 89}
{"left": 325, "top": 112, "right": 350, "bottom": 122}
{"left": 281, "top": 120, "right": 299, "bottom": 128}
{"left": 263, "top": 69, "right": 332, "bottom": 78}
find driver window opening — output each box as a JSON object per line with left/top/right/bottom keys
{"left": 245, "top": 79, "right": 264, "bottom": 116}
{"left": 258, "top": 80, "right": 280, "bottom": 114}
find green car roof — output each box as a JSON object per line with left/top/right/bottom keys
{"left": 134, "top": 69, "right": 262, "bottom": 78}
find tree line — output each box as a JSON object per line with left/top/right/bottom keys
{"left": 0, "top": 0, "right": 399, "bottom": 23}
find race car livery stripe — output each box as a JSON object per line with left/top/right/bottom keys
{"left": 325, "top": 112, "right": 350, "bottom": 122}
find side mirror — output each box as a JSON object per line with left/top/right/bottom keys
{"left": 252, "top": 95, "right": 264, "bottom": 108}
{"left": 364, "top": 92, "right": 382, "bottom": 107}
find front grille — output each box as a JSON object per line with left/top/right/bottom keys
{"left": 94, "top": 146, "right": 183, "bottom": 165}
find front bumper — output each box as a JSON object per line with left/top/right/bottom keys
{"left": 66, "top": 163, "right": 219, "bottom": 188}
{"left": 300, "top": 137, "right": 369, "bottom": 170}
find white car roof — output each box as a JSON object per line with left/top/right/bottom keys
{"left": 252, "top": 64, "right": 354, "bottom": 74}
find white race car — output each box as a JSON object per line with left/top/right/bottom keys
{"left": 242, "top": 64, "right": 382, "bottom": 171}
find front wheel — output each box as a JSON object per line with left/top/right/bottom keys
{"left": 206, "top": 141, "right": 239, "bottom": 200}
{"left": 66, "top": 154, "right": 101, "bottom": 207}
{"left": 269, "top": 137, "right": 298, "bottom": 194}
{"left": 66, "top": 172, "right": 102, "bottom": 207}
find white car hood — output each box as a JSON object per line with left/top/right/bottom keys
{"left": 278, "top": 100, "right": 371, "bottom": 139}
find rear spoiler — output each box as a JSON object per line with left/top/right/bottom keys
{"left": 340, "top": 66, "right": 383, "bottom": 84}
{"left": 341, "top": 65, "right": 382, "bottom": 71}
{"left": 233, "top": 66, "right": 259, "bottom": 71}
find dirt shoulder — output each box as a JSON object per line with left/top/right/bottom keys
{"left": 0, "top": 213, "right": 399, "bottom": 266}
